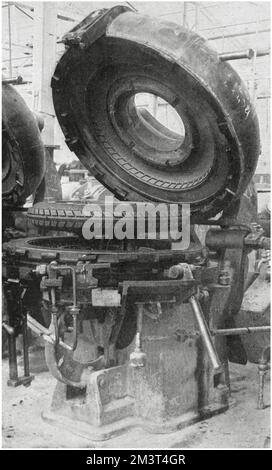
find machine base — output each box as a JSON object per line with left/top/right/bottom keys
{"left": 7, "top": 375, "right": 34, "bottom": 387}
{"left": 42, "top": 401, "right": 229, "bottom": 442}
{"left": 40, "top": 294, "right": 231, "bottom": 442}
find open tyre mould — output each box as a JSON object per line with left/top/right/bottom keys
{"left": 2, "top": 233, "right": 204, "bottom": 275}
{"left": 51, "top": 5, "right": 260, "bottom": 223}
{"left": 2, "top": 233, "right": 205, "bottom": 351}
{"left": 2, "top": 83, "right": 45, "bottom": 207}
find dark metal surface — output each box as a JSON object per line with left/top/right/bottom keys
{"left": 3, "top": 279, "right": 34, "bottom": 387}
{"left": 52, "top": 6, "right": 260, "bottom": 222}
{"left": 2, "top": 83, "right": 45, "bottom": 207}
{"left": 2, "top": 234, "right": 204, "bottom": 268}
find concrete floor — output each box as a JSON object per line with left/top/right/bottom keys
{"left": 2, "top": 354, "right": 270, "bottom": 449}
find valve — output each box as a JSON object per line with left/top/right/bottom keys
{"left": 66, "top": 305, "right": 80, "bottom": 351}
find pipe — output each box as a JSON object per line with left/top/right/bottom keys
{"left": 72, "top": 314, "right": 79, "bottom": 351}
{"left": 44, "top": 342, "right": 88, "bottom": 389}
{"left": 2, "top": 322, "right": 14, "bottom": 335}
{"left": 50, "top": 287, "right": 59, "bottom": 346}
{"left": 20, "top": 288, "right": 30, "bottom": 379}
{"left": 212, "top": 326, "right": 270, "bottom": 336}
{"left": 208, "top": 27, "right": 270, "bottom": 41}
{"left": 2, "top": 76, "right": 27, "bottom": 85}
{"left": 8, "top": 3, "right": 12, "bottom": 78}
{"left": 50, "top": 264, "right": 77, "bottom": 306}
{"left": 183, "top": 1, "right": 188, "bottom": 27}
{"left": 67, "top": 306, "right": 80, "bottom": 351}
{"left": 189, "top": 295, "right": 222, "bottom": 372}
{"left": 48, "top": 264, "right": 79, "bottom": 350}
{"left": 43, "top": 265, "right": 86, "bottom": 389}
{"left": 257, "top": 346, "right": 270, "bottom": 409}
{"left": 44, "top": 342, "right": 106, "bottom": 389}
{"left": 27, "top": 314, "right": 72, "bottom": 351}
{"left": 206, "top": 228, "right": 247, "bottom": 250}
{"left": 219, "top": 49, "right": 270, "bottom": 61}
{"left": 7, "top": 329, "right": 18, "bottom": 382}
{"left": 22, "top": 314, "right": 30, "bottom": 377}
{"left": 200, "top": 19, "right": 269, "bottom": 32}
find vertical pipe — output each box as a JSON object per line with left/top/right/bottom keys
{"left": 18, "top": 288, "right": 30, "bottom": 378}
{"left": 183, "top": 2, "right": 188, "bottom": 27}
{"left": 257, "top": 367, "right": 266, "bottom": 409}
{"left": 71, "top": 268, "right": 77, "bottom": 306}
{"left": 33, "top": 2, "right": 57, "bottom": 145}
{"left": 8, "top": 4, "right": 12, "bottom": 78}
{"left": 22, "top": 313, "right": 30, "bottom": 377}
{"left": 71, "top": 313, "right": 79, "bottom": 351}
{"left": 136, "top": 304, "right": 143, "bottom": 349}
{"left": 257, "top": 347, "right": 270, "bottom": 409}
{"left": 8, "top": 333, "right": 18, "bottom": 382}
{"left": 251, "top": 3, "right": 260, "bottom": 104}
{"left": 194, "top": 2, "right": 199, "bottom": 32}
{"left": 50, "top": 287, "right": 59, "bottom": 345}
{"left": 5, "top": 283, "right": 18, "bottom": 383}
{"left": 251, "top": 49, "right": 257, "bottom": 104}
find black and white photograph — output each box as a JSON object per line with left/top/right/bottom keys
{"left": 1, "top": 0, "right": 271, "bottom": 452}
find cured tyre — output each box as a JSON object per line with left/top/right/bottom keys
{"left": 27, "top": 201, "right": 87, "bottom": 231}
{"left": 52, "top": 6, "right": 260, "bottom": 222}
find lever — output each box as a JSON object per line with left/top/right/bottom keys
{"left": 189, "top": 295, "right": 222, "bottom": 373}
